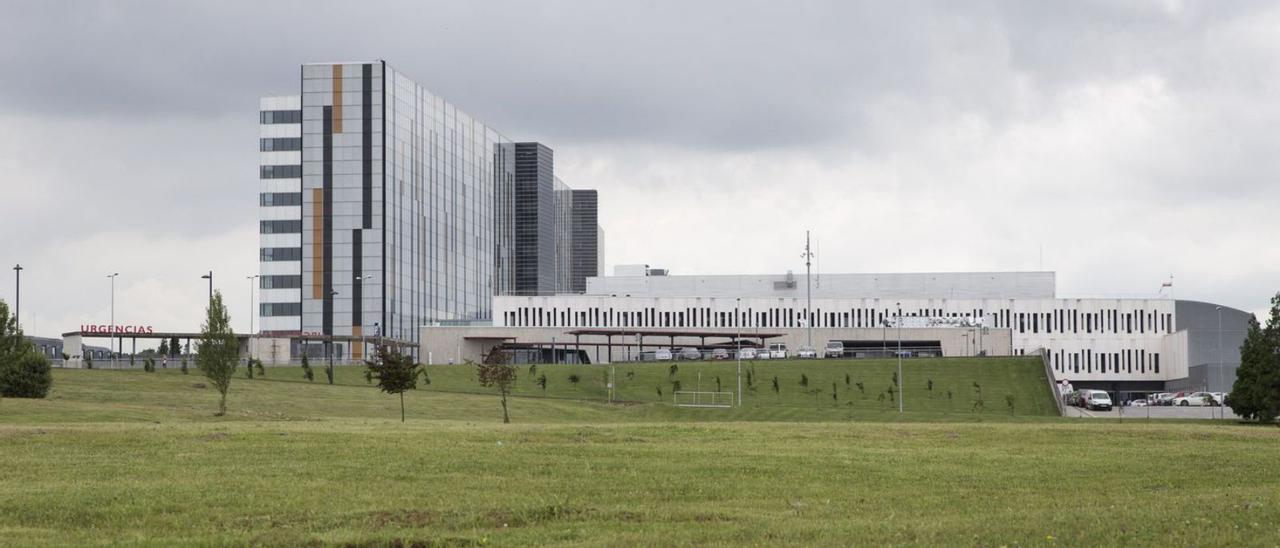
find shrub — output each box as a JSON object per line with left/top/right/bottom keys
{"left": 529, "top": 363, "right": 537, "bottom": 377}
{"left": 672, "top": 380, "right": 682, "bottom": 392}
{"left": 947, "top": 390, "right": 953, "bottom": 400}
{"left": 715, "top": 376, "right": 722, "bottom": 392}
{"left": 855, "top": 381, "right": 864, "bottom": 394}
{"left": 668, "top": 364, "right": 678, "bottom": 378}
{"left": 537, "top": 373, "right": 547, "bottom": 392}
{"left": 832, "top": 382, "right": 838, "bottom": 401}
{"left": 746, "top": 369, "right": 754, "bottom": 387}
{"left": 85, "top": 354, "right": 94, "bottom": 369}
{"left": 364, "top": 370, "right": 373, "bottom": 384}
{"left": 800, "top": 374, "right": 809, "bottom": 388}
{"left": 845, "top": 373, "right": 851, "bottom": 386}
{"left": 772, "top": 376, "right": 780, "bottom": 393}
{"left": 180, "top": 358, "right": 187, "bottom": 374}
{"left": 625, "top": 371, "right": 635, "bottom": 380}
{"left": 254, "top": 359, "right": 266, "bottom": 377}
{"left": 0, "top": 353, "right": 53, "bottom": 398}
{"left": 143, "top": 357, "right": 156, "bottom": 372}
{"left": 927, "top": 379, "right": 934, "bottom": 391}
{"left": 1005, "top": 395, "right": 1016, "bottom": 414}
{"left": 887, "top": 385, "right": 896, "bottom": 401}
{"left": 568, "top": 374, "right": 580, "bottom": 385}
{"left": 301, "top": 355, "right": 314, "bottom": 382}
{"left": 656, "top": 386, "right": 663, "bottom": 398}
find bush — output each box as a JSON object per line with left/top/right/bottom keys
{"left": 254, "top": 359, "right": 266, "bottom": 377}
{"left": 668, "top": 364, "right": 678, "bottom": 378}
{"left": 568, "top": 373, "right": 580, "bottom": 385}
{"left": 671, "top": 380, "right": 682, "bottom": 392}
{"left": 771, "top": 376, "right": 780, "bottom": 394}
{"left": 927, "top": 379, "right": 934, "bottom": 391}
{"left": 180, "top": 358, "right": 188, "bottom": 374}
{"left": 855, "top": 381, "right": 864, "bottom": 394}
{"left": 0, "top": 353, "right": 53, "bottom": 398}
{"left": 301, "top": 355, "right": 314, "bottom": 382}
{"left": 799, "top": 374, "right": 809, "bottom": 388}
{"left": 537, "top": 373, "right": 547, "bottom": 392}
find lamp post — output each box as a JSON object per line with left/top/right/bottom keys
{"left": 736, "top": 297, "right": 742, "bottom": 407}
{"left": 200, "top": 271, "right": 213, "bottom": 302}
{"left": 1216, "top": 306, "right": 1223, "bottom": 419}
{"left": 897, "top": 301, "right": 903, "bottom": 414}
{"left": 802, "top": 230, "right": 814, "bottom": 350}
{"left": 108, "top": 273, "right": 119, "bottom": 363}
{"left": 328, "top": 289, "right": 338, "bottom": 383}
{"left": 355, "top": 275, "right": 368, "bottom": 360}
{"left": 246, "top": 275, "right": 258, "bottom": 360}
{"left": 12, "top": 264, "right": 22, "bottom": 331}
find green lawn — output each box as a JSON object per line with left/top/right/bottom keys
{"left": 262, "top": 356, "right": 1060, "bottom": 419}
{"left": 1, "top": 368, "right": 1277, "bottom": 546}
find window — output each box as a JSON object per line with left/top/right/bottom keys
{"left": 260, "top": 302, "right": 302, "bottom": 316}
{"left": 260, "top": 137, "right": 302, "bottom": 152}
{"left": 259, "top": 221, "right": 301, "bottom": 234}
{"left": 260, "top": 110, "right": 301, "bottom": 124}
{"left": 260, "top": 165, "right": 302, "bottom": 179}
{"left": 260, "top": 275, "right": 302, "bottom": 289}
{"left": 260, "top": 192, "right": 302, "bottom": 206}
{"left": 260, "top": 247, "right": 301, "bottom": 261}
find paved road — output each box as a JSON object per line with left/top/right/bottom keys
{"left": 1063, "top": 405, "right": 1243, "bottom": 420}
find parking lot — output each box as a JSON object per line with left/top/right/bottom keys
{"left": 1064, "top": 405, "right": 1244, "bottom": 420}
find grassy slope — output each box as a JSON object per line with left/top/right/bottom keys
{"left": 1, "top": 369, "right": 1278, "bottom": 546}
{"left": 266, "top": 356, "right": 1059, "bottom": 418}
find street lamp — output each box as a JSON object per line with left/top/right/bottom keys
{"left": 200, "top": 271, "right": 213, "bottom": 302}
{"left": 328, "top": 289, "right": 338, "bottom": 384}
{"left": 246, "top": 275, "right": 258, "bottom": 359}
{"left": 736, "top": 297, "right": 742, "bottom": 407}
{"left": 802, "top": 230, "right": 814, "bottom": 351}
{"left": 897, "top": 301, "right": 903, "bottom": 414}
{"left": 108, "top": 273, "right": 119, "bottom": 363}
{"left": 1216, "top": 306, "right": 1223, "bottom": 420}
{"left": 12, "top": 264, "right": 22, "bottom": 331}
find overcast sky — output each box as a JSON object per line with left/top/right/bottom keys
{"left": 1, "top": 0, "right": 1278, "bottom": 340}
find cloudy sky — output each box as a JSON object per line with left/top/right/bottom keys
{"left": 1, "top": 0, "right": 1278, "bottom": 340}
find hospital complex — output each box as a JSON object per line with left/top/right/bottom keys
{"left": 53, "top": 60, "right": 1251, "bottom": 398}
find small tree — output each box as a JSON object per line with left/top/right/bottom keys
{"left": 855, "top": 381, "right": 865, "bottom": 395}
{"left": 1230, "top": 295, "right": 1280, "bottom": 423}
{"left": 800, "top": 374, "right": 809, "bottom": 388}
{"left": 832, "top": 382, "right": 838, "bottom": 402}
{"left": 927, "top": 379, "right": 934, "bottom": 391}
{"left": 158, "top": 339, "right": 170, "bottom": 357}
{"left": 568, "top": 373, "right": 581, "bottom": 385}
{"left": 255, "top": 359, "right": 265, "bottom": 377}
{"left": 301, "top": 354, "right": 314, "bottom": 382}
{"left": 0, "top": 300, "right": 52, "bottom": 398}
{"left": 668, "top": 364, "right": 678, "bottom": 378}
{"left": 85, "top": 353, "right": 94, "bottom": 369}
{"left": 772, "top": 376, "right": 780, "bottom": 394}
{"left": 537, "top": 373, "right": 547, "bottom": 392}
{"left": 476, "top": 348, "right": 517, "bottom": 424}
{"left": 196, "top": 291, "right": 238, "bottom": 416}
{"left": 1005, "top": 394, "right": 1016, "bottom": 414}
{"left": 179, "top": 358, "right": 187, "bottom": 374}
{"left": 845, "top": 373, "right": 851, "bottom": 386}
{"left": 366, "top": 345, "right": 422, "bottom": 422}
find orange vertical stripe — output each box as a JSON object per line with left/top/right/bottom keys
{"left": 332, "top": 64, "right": 343, "bottom": 133}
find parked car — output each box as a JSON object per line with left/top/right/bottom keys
{"left": 653, "top": 348, "right": 673, "bottom": 361}
{"left": 1173, "top": 392, "right": 1216, "bottom": 406}
{"left": 1151, "top": 392, "right": 1174, "bottom": 406}
{"left": 824, "top": 341, "right": 844, "bottom": 358}
{"left": 1211, "top": 392, "right": 1229, "bottom": 406}
{"left": 757, "top": 348, "right": 772, "bottom": 360}
{"left": 1083, "top": 390, "right": 1113, "bottom": 411}
{"left": 797, "top": 346, "right": 817, "bottom": 359}
{"left": 1129, "top": 399, "right": 1148, "bottom": 407}
{"left": 678, "top": 347, "right": 702, "bottom": 360}
{"left": 738, "top": 348, "right": 758, "bottom": 360}
{"left": 711, "top": 348, "right": 730, "bottom": 360}
{"left": 768, "top": 343, "right": 788, "bottom": 359}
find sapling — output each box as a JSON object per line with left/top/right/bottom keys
{"left": 845, "top": 373, "right": 851, "bottom": 386}
{"left": 715, "top": 376, "right": 721, "bottom": 392}
{"left": 656, "top": 386, "right": 663, "bottom": 398}
{"left": 855, "top": 381, "right": 864, "bottom": 395}
{"left": 800, "top": 374, "right": 809, "bottom": 388}
{"left": 671, "top": 380, "right": 682, "bottom": 392}
{"left": 832, "top": 382, "right": 838, "bottom": 401}
{"left": 927, "top": 379, "right": 934, "bottom": 391}
{"left": 537, "top": 373, "right": 547, "bottom": 392}
{"left": 771, "top": 376, "right": 779, "bottom": 394}
{"left": 179, "top": 358, "right": 187, "bottom": 374}
{"left": 668, "top": 364, "right": 678, "bottom": 378}
{"left": 568, "top": 373, "right": 580, "bottom": 385}
{"left": 529, "top": 363, "right": 537, "bottom": 377}
{"left": 1005, "top": 395, "right": 1016, "bottom": 414}
{"left": 475, "top": 348, "right": 517, "bottom": 423}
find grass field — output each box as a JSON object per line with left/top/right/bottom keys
{"left": 260, "top": 356, "right": 1060, "bottom": 419}
{"left": 1, "top": 366, "right": 1278, "bottom": 546}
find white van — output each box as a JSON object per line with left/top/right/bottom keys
{"left": 768, "top": 343, "right": 788, "bottom": 359}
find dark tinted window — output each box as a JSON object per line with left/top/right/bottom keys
{"left": 260, "top": 165, "right": 302, "bottom": 179}
{"left": 260, "top": 247, "right": 302, "bottom": 261}
{"left": 260, "top": 137, "right": 302, "bottom": 151}
{"left": 259, "top": 221, "right": 301, "bottom": 234}
{"left": 259, "top": 110, "right": 301, "bottom": 124}
{"left": 260, "top": 275, "right": 302, "bottom": 289}
{"left": 260, "top": 302, "right": 302, "bottom": 316}
{"left": 260, "top": 192, "right": 302, "bottom": 206}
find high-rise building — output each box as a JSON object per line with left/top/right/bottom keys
{"left": 257, "top": 61, "right": 600, "bottom": 358}
{"left": 569, "top": 189, "right": 600, "bottom": 293}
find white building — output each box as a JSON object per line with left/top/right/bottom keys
{"left": 463, "top": 270, "right": 1251, "bottom": 394}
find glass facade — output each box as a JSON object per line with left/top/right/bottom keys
{"left": 264, "top": 61, "right": 598, "bottom": 354}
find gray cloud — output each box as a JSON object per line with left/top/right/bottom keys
{"left": 1, "top": 0, "right": 1278, "bottom": 336}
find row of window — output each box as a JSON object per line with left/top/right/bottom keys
{"left": 261, "top": 165, "right": 302, "bottom": 179}
{"left": 1052, "top": 349, "right": 1160, "bottom": 375}
{"left": 260, "top": 221, "right": 301, "bottom": 234}
{"left": 261, "top": 275, "right": 302, "bottom": 289}
{"left": 260, "top": 192, "right": 302, "bottom": 206}
{"left": 502, "top": 304, "right": 1176, "bottom": 336}
{"left": 260, "top": 137, "right": 302, "bottom": 152}
{"left": 260, "top": 110, "right": 302, "bottom": 124}
{"left": 261, "top": 302, "right": 302, "bottom": 316}
{"left": 260, "top": 247, "right": 302, "bottom": 261}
